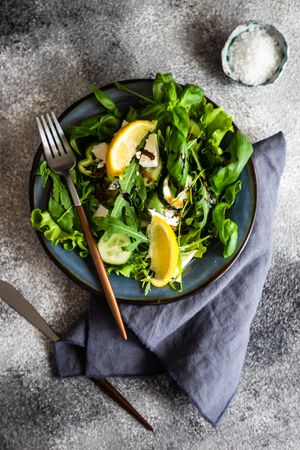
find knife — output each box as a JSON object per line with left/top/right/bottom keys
{"left": 0, "top": 280, "right": 153, "bottom": 432}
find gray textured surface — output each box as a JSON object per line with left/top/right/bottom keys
{"left": 0, "top": 0, "right": 299, "bottom": 449}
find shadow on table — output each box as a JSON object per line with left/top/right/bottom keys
{"left": 184, "top": 15, "right": 240, "bottom": 82}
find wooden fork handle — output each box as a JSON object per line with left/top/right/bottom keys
{"left": 75, "top": 205, "right": 127, "bottom": 340}
{"left": 92, "top": 378, "right": 153, "bottom": 431}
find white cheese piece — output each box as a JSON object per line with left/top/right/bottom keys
{"left": 185, "top": 175, "right": 193, "bottom": 188}
{"left": 93, "top": 204, "right": 109, "bottom": 218}
{"left": 121, "top": 120, "right": 129, "bottom": 128}
{"left": 162, "top": 176, "right": 185, "bottom": 209}
{"left": 149, "top": 209, "right": 179, "bottom": 228}
{"left": 139, "top": 133, "right": 159, "bottom": 168}
{"left": 108, "top": 181, "right": 120, "bottom": 190}
{"left": 162, "top": 176, "right": 192, "bottom": 209}
{"left": 92, "top": 142, "right": 108, "bottom": 162}
{"left": 173, "top": 251, "right": 197, "bottom": 282}
{"left": 164, "top": 209, "right": 176, "bottom": 219}
{"left": 177, "top": 190, "right": 189, "bottom": 202}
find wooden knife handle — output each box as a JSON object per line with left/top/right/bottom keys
{"left": 75, "top": 205, "right": 127, "bottom": 340}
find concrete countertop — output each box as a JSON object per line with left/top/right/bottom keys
{"left": 0, "top": 1, "right": 299, "bottom": 449}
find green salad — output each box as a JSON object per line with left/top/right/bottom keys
{"left": 31, "top": 73, "right": 253, "bottom": 294}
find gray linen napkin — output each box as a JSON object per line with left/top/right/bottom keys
{"left": 55, "top": 132, "right": 286, "bottom": 425}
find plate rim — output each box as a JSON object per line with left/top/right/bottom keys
{"left": 29, "top": 78, "right": 257, "bottom": 305}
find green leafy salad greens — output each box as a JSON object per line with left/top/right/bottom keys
{"left": 31, "top": 73, "right": 253, "bottom": 294}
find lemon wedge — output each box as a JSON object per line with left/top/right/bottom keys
{"left": 106, "top": 120, "right": 157, "bottom": 176}
{"left": 148, "top": 215, "right": 179, "bottom": 287}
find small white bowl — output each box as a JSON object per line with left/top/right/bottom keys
{"left": 221, "top": 21, "right": 288, "bottom": 87}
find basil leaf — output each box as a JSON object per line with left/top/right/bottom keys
{"left": 179, "top": 84, "right": 204, "bottom": 108}
{"left": 152, "top": 72, "right": 174, "bottom": 102}
{"left": 163, "top": 80, "right": 177, "bottom": 104}
{"left": 210, "top": 131, "right": 253, "bottom": 196}
{"left": 170, "top": 106, "right": 189, "bottom": 137}
{"left": 212, "top": 180, "right": 242, "bottom": 257}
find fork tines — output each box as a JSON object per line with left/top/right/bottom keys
{"left": 36, "top": 112, "right": 69, "bottom": 160}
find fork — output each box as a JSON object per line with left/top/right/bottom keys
{"left": 36, "top": 112, "right": 127, "bottom": 340}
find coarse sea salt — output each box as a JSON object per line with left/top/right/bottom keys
{"left": 229, "top": 28, "right": 281, "bottom": 86}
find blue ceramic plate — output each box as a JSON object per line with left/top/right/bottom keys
{"left": 29, "top": 79, "right": 257, "bottom": 304}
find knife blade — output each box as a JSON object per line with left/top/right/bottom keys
{"left": 0, "top": 279, "right": 153, "bottom": 431}
{"left": 0, "top": 280, "right": 59, "bottom": 342}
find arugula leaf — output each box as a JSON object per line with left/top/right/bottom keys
{"left": 48, "top": 194, "right": 65, "bottom": 220}
{"left": 69, "top": 136, "right": 81, "bottom": 155}
{"left": 179, "top": 239, "right": 207, "bottom": 257}
{"left": 52, "top": 175, "right": 72, "bottom": 210}
{"left": 126, "top": 106, "right": 139, "bottom": 122}
{"left": 139, "top": 103, "right": 166, "bottom": 121}
{"left": 67, "top": 113, "right": 120, "bottom": 155}
{"left": 97, "top": 114, "right": 120, "bottom": 139}
{"left": 38, "top": 161, "right": 72, "bottom": 210}
{"left": 111, "top": 161, "right": 138, "bottom": 219}
{"left": 37, "top": 161, "right": 50, "bottom": 187}
{"left": 94, "top": 215, "right": 148, "bottom": 251}
{"left": 133, "top": 171, "right": 147, "bottom": 209}
{"left": 48, "top": 195, "right": 74, "bottom": 232}
{"left": 182, "top": 180, "right": 211, "bottom": 232}
{"left": 166, "top": 128, "right": 189, "bottom": 190}
{"left": 123, "top": 203, "right": 137, "bottom": 229}
{"left": 67, "top": 117, "right": 100, "bottom": 154}
{"left": 115, "top": 82, "right": 154, "bottom": 104}
{"left": 79, "top": 181, "right": 95, "bottom": 203}
{"left": 90, "top": 84, "right": 121, "bottom": 117}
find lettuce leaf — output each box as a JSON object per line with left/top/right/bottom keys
{"left": 200, "top": 102, "right": 234, "bottom": 169}
{"left": 31, "top": 209, "right": 88, "bottom": 257}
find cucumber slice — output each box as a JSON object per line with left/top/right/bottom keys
{"left": 140, "top": 158, "right": 162, "bottom": 187}
{"left": 98, "top": 233, "right": 131, "bottom": 265}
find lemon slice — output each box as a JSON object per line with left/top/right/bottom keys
{"left": 148, "top": 215, "right": 179, "bottom": 287}
{"left": 106, "top": 120, "right": 157, "bottom": 176}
